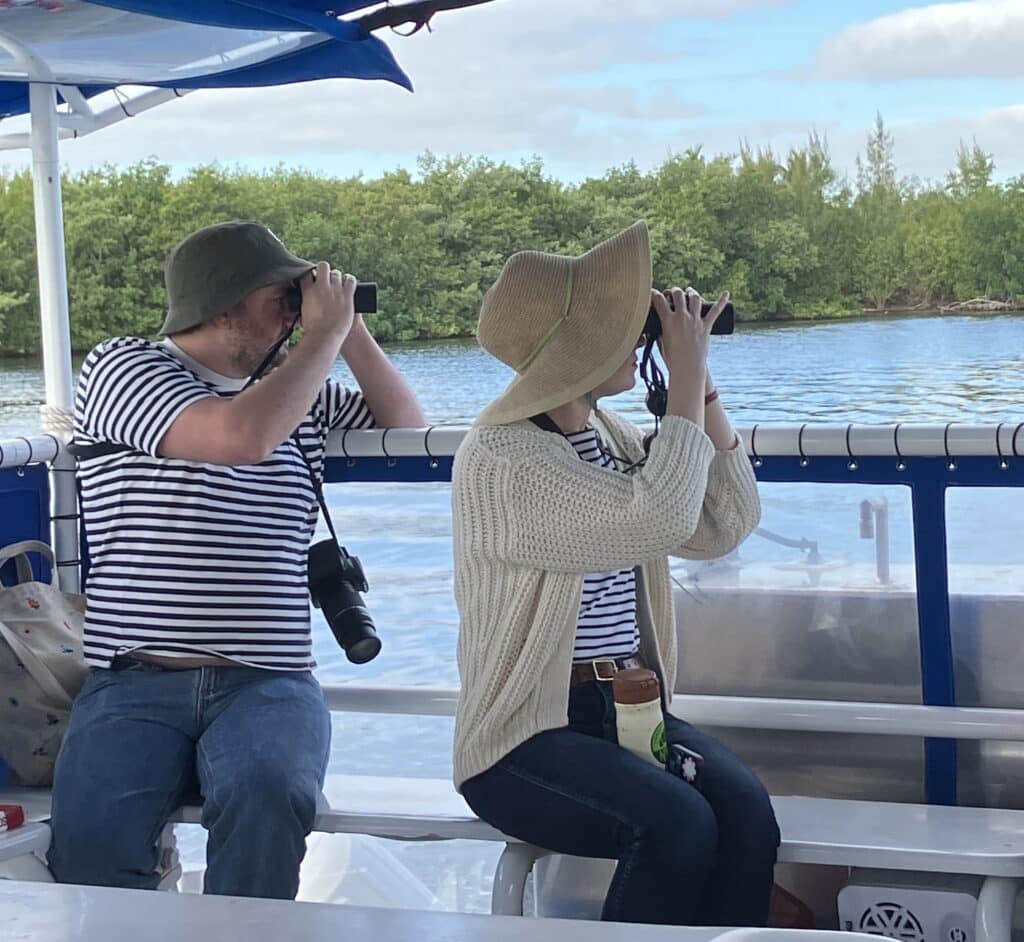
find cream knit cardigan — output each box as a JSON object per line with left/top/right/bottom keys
{"left": 451, "top": 411, "right": 761, "bottom": 789}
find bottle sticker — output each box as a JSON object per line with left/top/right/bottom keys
{"left": 651, "top": 721, "right": 667, "bottom": 764}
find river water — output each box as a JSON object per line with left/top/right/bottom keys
{"left": 3, "top": 311, "right": 1024, "bottom": 908}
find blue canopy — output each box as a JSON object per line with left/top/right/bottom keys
{"left": 0, "top": 0, "right": 413, "bottom": 119}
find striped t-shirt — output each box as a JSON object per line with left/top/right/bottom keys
{"left": 73, "top": 337, "right": 374, "bottom": 670}
{"left": 565, "top": 427, "right": 640, "bottom": 662}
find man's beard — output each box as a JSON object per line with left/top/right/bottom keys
{"left": 229, "top": 326, "right": 288, "bottom": 377}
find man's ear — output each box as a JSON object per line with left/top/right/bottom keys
{"left": 211, "top": 311, "right": 233, "bottom": 331}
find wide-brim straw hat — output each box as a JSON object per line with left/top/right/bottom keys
{"left": 475, "top": 220, "right": 652, "bottom": 426}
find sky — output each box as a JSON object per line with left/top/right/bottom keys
{"left": 2, "top": 0, "right": 1024, "bottom": 185}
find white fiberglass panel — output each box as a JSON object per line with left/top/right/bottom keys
{"left": 0, "top": 0, "right": 313, "bottom": 84}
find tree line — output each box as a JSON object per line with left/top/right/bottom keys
{"left": 1, "top": 116, "right": 1021, "bottom": 355}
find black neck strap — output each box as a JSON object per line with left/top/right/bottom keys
{"left": 241, "top": 316, "right": 341, "bottom": 545}
{"left": 528, "top": 412, "right": 563, "bottom": 435}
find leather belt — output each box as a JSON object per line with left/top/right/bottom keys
{"left": 120, "top": 651, "right": 240, "bottom": 670}
{"left": 569, "top": 654, "right": 644, "bottom": 688}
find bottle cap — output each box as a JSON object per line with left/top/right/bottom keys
{"left": 612, "top": 667, "right": 661, "bottom": 705}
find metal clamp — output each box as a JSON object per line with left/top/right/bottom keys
{"left": 944, "top": 422, "right": 956, "bottom": 471}
{"left": 424, "top": 426, "right": 439, "bottom": 469}
{"left": 845, "top": 424, "right": 858, "bottom": 471}
{"left": 893, "top": 423, "right": 906, "bottom": 471}
{"left": 15, "top": 437, "right": 35, "bottom": 476}
{"left": 750, "top": 424, "right": 762, "bottom": 468}
{"left": 340, "top": 427, "right": 356, "bottom": 468}
{"left": 1012, "top": 422, "right": 1024, "bottom": 459}
{"left": 381, "top": 428, "right": 396, "bottom": 468}
{"left": 797, "top": 424, "right": 808, "bottom": 468}
{"left": 996, "top": 422, "right": 1009, "bottom": 471}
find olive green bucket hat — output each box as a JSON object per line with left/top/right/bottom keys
{"left": 159, "top": 221, "right": 315, "bottom": 335}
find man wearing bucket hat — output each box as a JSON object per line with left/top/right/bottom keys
{"left": 49, "top": 221, "right": 424, "bottom": 898}
{"left": 452, "top": 221, "right": 779, "bottom": 926}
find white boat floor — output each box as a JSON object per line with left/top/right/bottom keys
{"left": 0, "top": 880, "right": 725, "bottom": 942}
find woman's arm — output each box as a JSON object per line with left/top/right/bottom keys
{"left": 665, "top": 369, "right": 760, "bottom": 558}
{"left": 455, "top": 417, "right": 716, "bottom": 574}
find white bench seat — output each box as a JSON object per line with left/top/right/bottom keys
{"left": 773, "top": 795, "right": 1024, "bottom": 877}
{"left": 3, "top": 780, "right": 1023, "bottom": 942}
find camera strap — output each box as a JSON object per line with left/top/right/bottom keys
{"left": 234, "top": 320, "right": 345, "bottom": 548}
{"left": 291, "top": 433, "right": 343, "bottom": 547}
{"left": 70, "top": 322, "right": 344, "bottom": 545}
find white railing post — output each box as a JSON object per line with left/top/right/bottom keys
{"left": 28, "top": 81, "right": 78, "bottom": 592}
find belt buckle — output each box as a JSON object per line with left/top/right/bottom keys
{"left": 591, "top": 658, "right": 620, "bottom": 682}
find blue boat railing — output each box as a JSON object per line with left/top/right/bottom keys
{"left": 3, "top": 422, "right": 1024, "bottom": 805}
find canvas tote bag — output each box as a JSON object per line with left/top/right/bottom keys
{"left": 0, "top": 540, "right": 88, "bottom": 786}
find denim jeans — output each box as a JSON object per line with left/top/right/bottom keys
{"left": 48, "top": 662, "right": 331, "bottom": 899}
{"left": 461, "top": 679, "right": 780, "bottom": 926}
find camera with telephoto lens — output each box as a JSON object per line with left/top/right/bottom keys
{"left": 285, "top": 279, "right": 378, "bottom": 316}
{"left": 307, "top": 538, "right": 381, "bottom": 664}
{"left": 643, "top": 297, "right": 735, "bottom": 342}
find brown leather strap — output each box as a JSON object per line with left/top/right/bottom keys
{"left": 569, "top": 654, "right": 644, "bottom": 687}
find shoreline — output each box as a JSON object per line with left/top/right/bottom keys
{"left": 2, "top": 306, "right": 1024, "bottom": 360}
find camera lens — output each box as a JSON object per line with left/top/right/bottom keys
{"left": 344, "top": 632, "right": 382, "bottom": 665}
{"left": 320, "top": 592, "right": 381, "bottom": 664}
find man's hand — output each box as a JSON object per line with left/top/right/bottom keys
{"left": 299, "top": 262, "right": 356, "bottom": 344}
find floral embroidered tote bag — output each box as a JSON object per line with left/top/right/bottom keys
{"left": 0, "top": 540, "right": 88, "bottom": 786}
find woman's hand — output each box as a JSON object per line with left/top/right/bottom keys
{"left": 653, "top": 286, "right": 730, "bottom": 381}
{"left": 654, "top": 286, "right": 730, "bottom": 426}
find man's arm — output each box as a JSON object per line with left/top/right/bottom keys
{"left": 339, "top": 316, "right": 427, "bottom": 427}
{"left": 159, "top": 265, "right": 354, "bottom": 465}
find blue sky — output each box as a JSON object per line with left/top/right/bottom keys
{"left": 3, "top": 0, "right": 1023, "bottom": 185}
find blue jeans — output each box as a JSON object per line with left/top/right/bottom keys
{"left": 48, "top": 663, "right": 331, "bottom": 899}
{"left": 461, "top": 680, "right": 779, "bottom": 926}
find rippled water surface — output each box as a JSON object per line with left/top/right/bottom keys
{"left": 3, "top": 312, "right": 1024, "bottom": 907}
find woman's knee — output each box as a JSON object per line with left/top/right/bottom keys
{"left": 716, "top": 770, "right": 780, "bottom": 860}
{"left": 737, "top": 763, "right": 777, "bottom": 823}
{"left": 628, "top": 787, "right": 719, "bottom": 871}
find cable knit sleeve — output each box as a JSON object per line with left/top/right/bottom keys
{"left": 668, "top": 440, "right": 761, "bottom": 560}
{"left": 456, "top": 416, "right": 717, "bottom": 574}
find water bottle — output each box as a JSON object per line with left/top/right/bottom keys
{"left": 612, "top": 668, "right": 667, "bottom": 766}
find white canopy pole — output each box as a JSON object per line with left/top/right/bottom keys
{"left": 0, "top": 86, "right": 193, "bottom": 151}
{"left": 28, "top": 80, "right": 79, "bottom": 593}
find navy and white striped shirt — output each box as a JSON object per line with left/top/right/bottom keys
{"left": 74, "top": 337, "right": 374, "bottom": 671}
{"left": 565, "top": 427, "right": 639, "bottom": 662}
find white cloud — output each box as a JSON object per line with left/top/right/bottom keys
{"left": 10, "top": 1, "right": 1023, "bottom": 186}
{"left": 813, "top": 0, "right": 1024, "bottom": 80}
{"left": 0, "top": 0, "right": 780, "bottom": 174}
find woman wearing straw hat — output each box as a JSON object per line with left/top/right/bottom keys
{"left": 451, "top": 221, "right": 779, "bottom": 926}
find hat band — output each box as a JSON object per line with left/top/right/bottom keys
{"left": 514, "top": 262, "right": 574, "bottom": 373}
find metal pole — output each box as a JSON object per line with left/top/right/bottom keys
{"left": 28, "top": 81, "right": 79, "bottom": 592}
